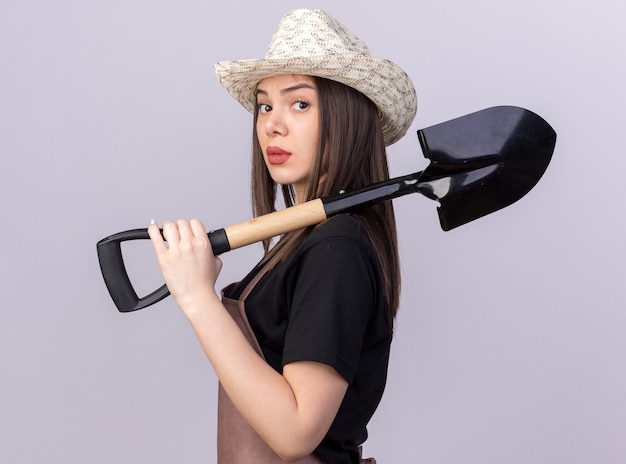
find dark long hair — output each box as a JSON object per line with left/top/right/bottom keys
{"left": 250, "top": 76, "right": 400, "bottom": 331}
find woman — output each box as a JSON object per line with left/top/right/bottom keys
{"left": 148, "top": 9, "right": 417, "bottom": 463}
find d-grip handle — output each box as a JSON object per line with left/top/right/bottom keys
{"left": 96, "top": 228, "right": 231, "bottom": 312}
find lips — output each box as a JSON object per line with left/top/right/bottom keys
{"left": 266, "top": 146, "right": 292, "bottom": 165}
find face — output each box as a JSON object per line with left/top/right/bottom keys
{"left": 255, "top": 74, "right": 320, "bottom": 203}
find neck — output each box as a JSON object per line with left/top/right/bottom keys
{"left": 293, "top": 184, "right": 307, "bottom": 205}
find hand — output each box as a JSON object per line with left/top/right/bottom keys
{"left": 148, "top": 218, "right": 222, "bottom": 312}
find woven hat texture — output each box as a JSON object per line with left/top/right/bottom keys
{"left": 214, "top": 8, "right": 417, "bottom": 146}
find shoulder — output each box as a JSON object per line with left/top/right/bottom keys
{"left": 285, "top": 214, "right": 381, "bottom": 281}
{"left": 303, "top": 214, "right": 373, "bottom": 250}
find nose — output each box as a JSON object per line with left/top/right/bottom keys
{"left": 264, "top": 108, "right": 287, "bottom": 137}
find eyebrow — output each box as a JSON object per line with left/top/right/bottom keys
{"left": 255, "top": 83, "right": 316, "bottom": 97}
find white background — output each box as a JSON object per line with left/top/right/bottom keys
{"left": 1, "top": 0, "right": 624, "bottom": 462}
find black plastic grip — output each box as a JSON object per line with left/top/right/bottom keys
{"left": 96, "top": 229, "right": 168, "bottom": 312}
{"left": 96, "top": 227, "right": 231, "bottom": 312}
{"left": 207, "top": 228, "right": 230, "bottom": 256}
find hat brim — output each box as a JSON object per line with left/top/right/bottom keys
{"left": 214, "top": 53, "right": 417, "bottom": 146}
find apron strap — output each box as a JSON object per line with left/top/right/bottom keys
{"left": 239, "top": 258, "right": 273, "bottom": 301}
{"left": 239, "top": 236, "right": 295, "bottom": 301}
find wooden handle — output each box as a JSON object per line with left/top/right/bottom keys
{"left": 223, "top": 198, "right": 327, "bottom": 250}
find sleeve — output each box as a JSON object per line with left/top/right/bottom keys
{"left": 281, "top": 232, "right": 380, "bottom": 383}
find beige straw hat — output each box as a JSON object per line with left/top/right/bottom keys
{"left": 214, "top": 8, "right": 417, "bottom": 146}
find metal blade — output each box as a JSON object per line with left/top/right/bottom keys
{"left": 416, "top": 106, "right": 556, "bottom": 230}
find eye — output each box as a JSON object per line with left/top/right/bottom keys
{"left": 258, "top": 103, "right": 272, "bottom": 114}
{"left": 292, "top": 100, "right": 310, "bottom": 111}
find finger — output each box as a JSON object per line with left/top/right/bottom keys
{"left": 147, "top": 220, "right": 168, "bottom": 252}
{"left": 162, "top": 220, "right": 181, "bottom": 244}
{"left": 176, "top": 218, "right": 194, "bottom": 241}
{"left": 189, "top": 219, "right": 217, "bottom": 257}
{"left": 189, "top": 218, "right": 207, "bottom": 237}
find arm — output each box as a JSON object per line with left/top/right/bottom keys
{"left": 148, "top": 219, "right": 348, "bottom": 461}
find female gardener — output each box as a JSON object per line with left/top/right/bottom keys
{"left": 148, "top": 8, "right": 417, "bottom": 464}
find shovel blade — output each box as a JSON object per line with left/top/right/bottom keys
{"left": 417, "top": 106, "right": 556, "bottom": 230}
